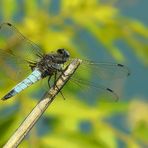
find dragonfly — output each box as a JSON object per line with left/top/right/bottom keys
{"left": 0, "top": 23, "right": 130, "bottom": 101}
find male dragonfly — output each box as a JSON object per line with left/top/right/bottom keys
{"left": 0, "top": 23, "right": 130, "bottom": 101}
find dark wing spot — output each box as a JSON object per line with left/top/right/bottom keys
{"left": 117, "top": 64, "right": 131, "bottom": 76}
{"left": 106, "top": 88, "right": 119, "bottom": 102}
{"left": 7, "top": 22, "right": 12, "bottom": 26}
{"left": 106, "top": 88, "right": 113, "bottom": 92}
{"left": 117, "top": 64, "right": 124, "bottom": 67}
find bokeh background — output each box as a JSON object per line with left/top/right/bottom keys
{"left": 0, "top": 0, "right": 148, "bottom": 148}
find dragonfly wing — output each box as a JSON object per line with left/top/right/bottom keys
{"left": 0, "top": 23, "right": 44, "bottom": 80}
{"left": 0, "top": 23, "right": 44, "bottom": 61}
{"left": 79, "top": 59, "right": 130, "bottom": 80}
{"left": 66, "top": 58, "right": 130, "bottom": 102}
{"left": 69, "top": 77, "right": 119, "bottom": 102}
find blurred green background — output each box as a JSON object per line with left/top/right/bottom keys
{"left": 0, "top": 0, "right": 148, "bottom": 148}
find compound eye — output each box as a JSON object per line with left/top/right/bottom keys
{"left": 57, "top": 49, "right": 64, "bottom": 54}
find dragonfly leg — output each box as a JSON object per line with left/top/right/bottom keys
{"left": 48, "top": 75, "right": 52, "bottom": 88}
{"left": 54, "top": 72, "right": 66, "bottom": 100}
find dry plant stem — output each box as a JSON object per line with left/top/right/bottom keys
{"left": 3, "top": 59, "right": 82, "bottom": 148}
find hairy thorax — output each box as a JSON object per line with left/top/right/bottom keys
{"left": 30, "top": 54, "right": 62, "bottom": 78}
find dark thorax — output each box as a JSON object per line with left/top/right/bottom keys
{"left": 29, "top": 49, "right": 70, "bottom": 78}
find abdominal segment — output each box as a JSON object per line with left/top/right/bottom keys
{"left": 1, "top": 69, "right": 42, "bottom": 100}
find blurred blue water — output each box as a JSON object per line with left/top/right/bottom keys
{"left": 118, "top": 0, "right": 148, "bottom": 25}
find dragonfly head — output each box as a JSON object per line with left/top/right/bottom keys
{"left": 56, "top": 49, "right": 70, "bottom": 63}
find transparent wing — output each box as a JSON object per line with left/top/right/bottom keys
{"left": 65, "top": 58, "right": 130, "bottom": 102}
{"left": 69, "top": 77, "right": 119, "bottom": 102}
{"left": 0, "top": 22, "right": 44, "bottom": 61}
{"left": 0, "top": 22, "right": 44, "bottom": 81}
{"left": 79, "top": 60, "right": 130, "bottom": 80}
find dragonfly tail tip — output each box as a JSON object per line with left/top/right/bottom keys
{"left": 1, "top": 95, "right": 10, "bottom": 101}
{"left": 1, "top": 90, "right": 16, "bottom": 100}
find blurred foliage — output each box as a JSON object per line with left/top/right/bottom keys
{"left": 0, "top": 0, "right": 148, "bottom": 148}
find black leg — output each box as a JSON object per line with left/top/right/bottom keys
{"left": 53, "top": 72, "right": 57, "bottom": 87}
{"left": 54, "top": 72, "right": 66, "bottom": 100}
{"left": 55, "top": 84, "right": 66, "bottom": 100}
{"left": 48, "top": 75, "right": 52, "bottom": 88}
